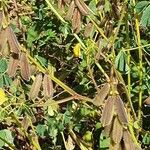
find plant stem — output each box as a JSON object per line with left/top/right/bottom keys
{"left": 124, "top": 43, "right": 150, "bottom": 51}
{"left": 88, "top": 16, "right": 108, "bottom": 42}
{"left": 125, "top": 12, "right": 136, "bottom": 119}
{"left": 45, "top": 0, "right": 66, "bottom": 23}
{"left": 22, "top": 47, "right": 93, "bottom": 103}
{"left": 95, "top": 62, "right": 110, "bottom": 81}
{"left": 132, "top": 0, "right": 143, "bottom": 123}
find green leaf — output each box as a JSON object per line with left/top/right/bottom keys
{"left": 3, "top": 74, "right": 12, "bottom": 86}
{"left": 135, "top": 1, "right": 150, "bottom": 13}
{"left": 89, "top": 0, "right": 97, "bottom": 13}
{"left": 140, "top": 5, "right": 150, "bottom": 27}
{"left": 0, "top": 129, "right": 14, "bottom": 148}
{"left": 0, "top": 76, "right": 3, "bottom": 88}
{"left": 99, "top": 132, "right": 110, "bottom": 149}
{"left": 115, "top": 50, "right": 129, "bottom": 74}
{"left": 27, "top": 26, "right": 38, "bottom": 47}
{"left": 0, "top": 59, "right": 7, "bottom": 73}
{"left": 36, "top": 124, "right": 47, "bottom": 138}
{"left": 142, "top": 134, "right": 150, "bottom": 145}
{"left": 104, "top": 0, "right": 111, "bottom": 12}
{"left": 35, "top": 55, "right": 47, "bottom": 67}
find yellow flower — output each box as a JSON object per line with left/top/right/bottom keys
{"left": 0, "top": 88, "right": 8, "bottom": 105}
{"left": 73, "top": 43, "right": 81, "bottom": 58}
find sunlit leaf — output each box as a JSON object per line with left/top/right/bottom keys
{"left": 115, "top": 50, "right": 129, "bottom": 74}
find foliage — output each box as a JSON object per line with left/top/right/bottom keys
{"left": 0, "top": 0, "right": 150, "bottom": 149}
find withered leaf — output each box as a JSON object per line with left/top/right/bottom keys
{"left": 114, "top": 95, "right": 128, "bottom": 125}
{"left": 144, "top": 96, "right": 150, "bottom": 105}
{"left": 7, "top": 26, "right": 20, "bottom": 54}
{"left": 123, "top": 130, "right": 136, "bottom": 150}
{"left": 75, "top": 0, "right": 89, "bottom": 16}
{"left": 111, "top": 117, "right": 123, "bottom": 144}
{"left": 72, "top": 8, "right": 81, "bottom": 33}
{"left": 30, "top": 65, "right": 37, "bottom": 75}
{"left": 22, "top": 116, "right": 30, "bottom": 131}
{"left": 66, "top": 0, "right": 75, "bottom": 21}
{"left": 43, "top": 73, "right": 53, "bottom": 98}
{"left": 7, "top": 56, "right": 19, "bottom": 77}
{"left": 84, "top": 22, "right": 94, "bottom": 38}
{"left": 93, "top": 83, "right": 110, "bottom": 106}
{"left": 29, "top": 73, "right": 43, "bottom": 99}
{"left": 20, "top": 52, "right": 30, "bottom": 81}
{"left": 101, "top": 96, "right": 114, "bottom": 127}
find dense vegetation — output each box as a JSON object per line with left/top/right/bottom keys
{"left": 0, "top": 0, "right": 150, "bottom": 149}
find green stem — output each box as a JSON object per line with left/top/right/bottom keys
{"left": 132, "top": 0, "right": 143, "bottom": 123}
{"left": 95, "top": 62, "right": 110, "bottom": 81}
{"left": 22, "top": 47, "right": 93, "bottom": 103}
{"left": 45, "top": 0, "right": 66, "bottom": 23}
{"left": 125, "top": 12, "right": 136, "bottom": 119}
{"left": 124, "top": 43, "right": 150, "bottom": 51}
{"left": 88, "top": 16, "right": 108, "bottom": 42}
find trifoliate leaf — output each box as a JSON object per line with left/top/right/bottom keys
{"left": 135, "top": 1, "right": 150, "bottom": 13}
{"left": 140, "top": 5, "right": 150, "bottom": 27}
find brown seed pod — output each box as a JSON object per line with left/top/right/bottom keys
{"left": 72, "top": 8, "right": 81, "bottom": 33}
{"left": 101, "top": 96, "right": 114, "bottom": 127}
{"left": 111, "top": 117, "right": 123, "bottom": 144}
{"left": 0, "top": 11, "right": 3, "bottom": 30}
{"left": 109, "top": 140, "right": 122, "bottom": 150}
{"left": 84, "top": 22, "right": 94, "bottom": 38}
{"left": 112, "top": 3, "right": 120, "bottom": 19}
{"left": 64, "top": 0, "right": 71, "bottom": 3}
{"left": 29, "top": 73, "right": 43, "bottom": 100}
{"left": 123, "top": 130, "right": 136, "bottom": 150}
{"left": 103, "top": 118, "right": 113, "bottom": 137}
{"left": 43, "top": 73, "right": 53, "bottom": 98}
{"left": 58, "top": 0, "right": 65, "bottom": 10}
{"left": 7, "top": 55, "right": 19, "bottom": 77}
{"left": 22, "top": 116, "right": 30, "bottom": 131}
{"left": 93, "top": 83, "right": 110, "bottom": 106}
{"left": 0, "top": 29, "right": 7, "bottom": 52}
{"left": 75, "top": 0, "right": 89, "bottom": 16}
{"left": 66, "top": 0, "right": 75, "bottom": 21}
{"left": 114, "top": 95, "right": 128, "bottom": 125}
{"left": 6, "top": 26, "right": 20, "bottom": 54}
{"left": 144, "top": 96, "right": 150, "bottom": 105}
{"left": 20, "top": 52, "right": 30, "bottom": 81}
